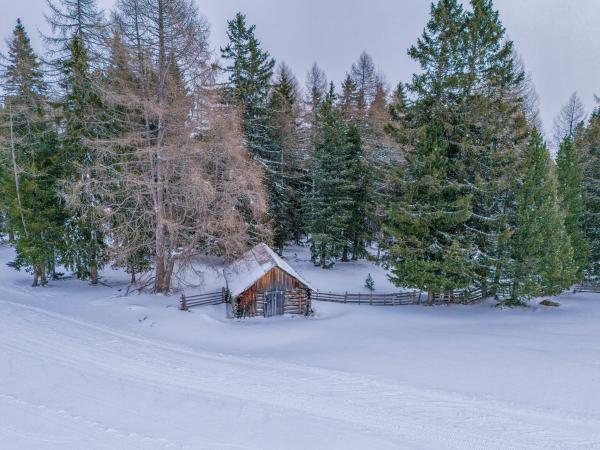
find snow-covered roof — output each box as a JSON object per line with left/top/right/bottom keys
{"left": 224, "top": 243, "right": 314, "bottom": 299}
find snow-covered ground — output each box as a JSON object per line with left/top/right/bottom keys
{"left": 1, "top": 244, "right": 600, "bottom": 449}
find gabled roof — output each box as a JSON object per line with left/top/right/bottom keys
{"left": 224, "top": 243, "right": 314, "bottom": 299}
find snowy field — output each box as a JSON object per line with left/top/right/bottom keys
{"left": 1, "top": 244, "right": 600, "bottom": 449}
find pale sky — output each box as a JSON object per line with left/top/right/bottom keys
{"left": 2, "top": 0, "right": 599, "bottom": 136}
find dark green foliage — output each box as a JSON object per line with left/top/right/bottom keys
{"left": 308, "top": 86, "right": 354, "bottom": 267}
{"left": 581, "top": 112, "right": 600, "bottom": 277}
{"left": 267, "top": 65, "right": 308, "bottom": 252}
{"left": 556, "top": 136, "right": 588, "bottom": 279}
{"left": 385, "top": 0, "right": 530, "bottom": 297}
{"left": 0, "top": 20, "right": 64, "bottom": 285}
{"left": 57, "top": 35, "right": 107, "bottom": 284}
{"left": 365, "top": 273, "right": 375, "bottom": 291}
{"left": 221, "top": 13, "right": 276, "bottom": 245}
{"left": 509, "top": 131, "right": 575, "bottom": 300}
{"left": 345, "top": 124, "right": 373, "bottom": 260}
{"left": 221, "top": 13, "right": 275, "bottom": 169}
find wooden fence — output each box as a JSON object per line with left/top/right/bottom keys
{"left": 181, "top": 286, "right": 488, "bottom": 312}
{"left": 313, "top": 287, "right": 488, "bottom": 306}
{"left": 574, "top": 283, "right": 600, "bottom": 294}
{"left": 180, "top": 289, "right": 227, "bottom": 311}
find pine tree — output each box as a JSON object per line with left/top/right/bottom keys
{"left": 221, "top": 13, "right": 276, "bottom": 245}
{"left": 556, "top": 135, "right": 588, "bottom": 280}
{"left": 386, "top": 0, "right": 529, "bottom": 297}
{"left": 221, "top": 13, "right": 275, "bottom": 170}
{"left": 267, "top": 64, "right": 307, "bottom": 251}
{"left": 345, "top": 124, "right": 372, "bottom": 260}
{"left": 460, "top": 0, "right": 529, "bottom": 293}
{"left": 309, "top": 85, "right": 354, "bottom": 267}
{"left": 385, "top": 0, "right": 474, "bottom": 302}
{"left": 0, "top": 19, "right": 63, "bottom": 286}
{"left": 580, "top": 110, "right": 600, "bottom": 278}
{"left": 58, "top": 35, "right": 107, "bottom": 285}
{"left": 509, "top": 131, "right": 575, "bottom": 300}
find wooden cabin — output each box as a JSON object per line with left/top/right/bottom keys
{"left": 224, "top": 243, "right": 314, "bottom": 318}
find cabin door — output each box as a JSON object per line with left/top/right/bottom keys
{"left": 264, "top": 291, "right": 285, "bottom": 317}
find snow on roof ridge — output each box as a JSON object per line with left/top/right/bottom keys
{"left": 224, "top": 243, "right": 314, "bottom": 299}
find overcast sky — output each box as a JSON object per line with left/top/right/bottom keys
{"left": 2, "top": 0, "right": 599, "bottom": 136}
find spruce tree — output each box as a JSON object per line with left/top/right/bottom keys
{"left": 221, "top": 13, "right": 275, "bottom": 169}
{"left": 385, "top": 0, "right": 474, "bottom": 302}
{"left": 509, "top": 131, "right": 575, "bottom": 301}
{"left": 345, "top": 124, "right": 373, "bottom": 260}
{"left": 58, "top": 35, "right": 106, "bottom": 284}
{"left": 267, "top": 64, "right": 307, "bottom": 251}
{"left": 0, "top": 20, "right": 63, "bottom": 286}
{"left": 556, "top": 136, "right": 588, "bottom": 280}
{"left": 221, "top": 13, "right": 276, "bottom": 244}
{"left": 386, "top": 0, "right": 529, "bottom": 296}
{"left": 581, "top": 111, "right": 600, "bottom": 278}
{"left": 309, "top": 85, "right": 353, "bottom": 267}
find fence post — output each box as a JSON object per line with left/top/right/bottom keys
{"left": 344, "top": 292, "right": 348, "bottom": 303}
{"left": 180, "top": 294, "right": 187, "bottom": 311}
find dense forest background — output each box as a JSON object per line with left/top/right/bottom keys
{"left": 1, "top": 0, "right": 599, "bottom": 303}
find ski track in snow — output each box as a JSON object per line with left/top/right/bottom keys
{"left": 1, "top": 298, "right": 600, "bottom": 450}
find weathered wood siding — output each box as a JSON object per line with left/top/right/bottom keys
{"left": 237, "top": 267, "right": 311, "bottom": 317}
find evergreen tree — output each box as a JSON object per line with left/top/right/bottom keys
{"left": 460, "top": 0, "right": 528, "bottom": 293}
{"left": 0, "top": 20, "right": 63, "bottom": 286}
{"left": 344, "top": 124, "right": 373, "bottom": 260}
{"left": 309, "top": 85, "right": 353, "bottom": 267}
{"left": 580, "top": 110, "right": 600, "bottom": 278}
{"left": 221, "top": 13, "right": 275, "bottom": 168}
{"left": 386, "top": 0, "right": 528, "bottom": 296}
{"left": 58, "top": 35, "right": 107, "bottom": 284}
{"left": 385, "top": 0, "right": 474, "bottom": 302}
{"left": 556, "top": 135, "right": 588, "bottom": 280}
{"left": 267, "top": 64, "right": 307, "bottom": 251}
{"left": 508, "top": 131, "right": 575, "bottom": 300}
{"left": 221, "top": 13, "right": 276, "bottom": 244}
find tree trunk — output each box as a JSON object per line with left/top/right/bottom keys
{"left": 32, "top": 267, "right": 40, "bottom": 287}
{"left": 8, "top": 103, "right": 28, "bottom": 237}
{"left": 427, "top": 291, "right": 434, "bottom": 306}
{"left": 130, "top": 269, "right": 136, "bottom": 285}
{"left": 341, "top": 246, "right": 349, "bottom": 262}
{"left": 90, "top": 264, "right": 98, "bottom": 285}
{"left": 40, "top": 265, "right": 47, "bottom": 286}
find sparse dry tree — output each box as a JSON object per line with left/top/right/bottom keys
{"left": 553, "top": 92, "right": 586, "bottom": 146}
{"left": 68, "top": 0, "right": 269, "bottom": 293}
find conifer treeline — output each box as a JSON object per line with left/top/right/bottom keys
{"left": 0, "top": 0, "right": 598, "bottom": 302}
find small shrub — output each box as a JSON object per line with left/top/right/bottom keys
{"left": 365, "top": 273, "right": 375, "bottom": 291}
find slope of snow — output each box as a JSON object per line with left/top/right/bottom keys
{"left": 1, "top": 244, "right": 600, "bottom": 449}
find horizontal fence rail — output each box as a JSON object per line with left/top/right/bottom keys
{"left": 574, "top": 283, "right": 600, "bottom": 294}
{"left": 180, "top": 289, "right": 226, "bottom": 311}
{"left": 313, "top": 287, "right": 488, "bottom": 306}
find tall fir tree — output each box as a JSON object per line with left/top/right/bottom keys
{"left": 556, "top": 135, "right": 588, "bottom": 280}
{"left": 580, "top": 110, "right": 600, "bottom": 278}
{"left": 508, "top": 131, "right": 575, "bottom": 300}
{"left": 308, "top": 84, "right": 354, "bottom": 267}
{"left": 0, "top": 19, "right": 63, "bottom": 286}
{"left": 267, "top": 64, "right": 307, "bottom": 251}
{"left": 385, "top": 0, "right": 474, "bottom": 301}
{"left": 221, "top": 13, "right": 276, "bottom": 243}
{"left": 386, "top": 0, "right": 529, "bottom": 296}
{"left": 344, "top": 124, "right": 373, "bottom": 260}
{"left": 58, "top": 35, "right": 107, "bottom": 284}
